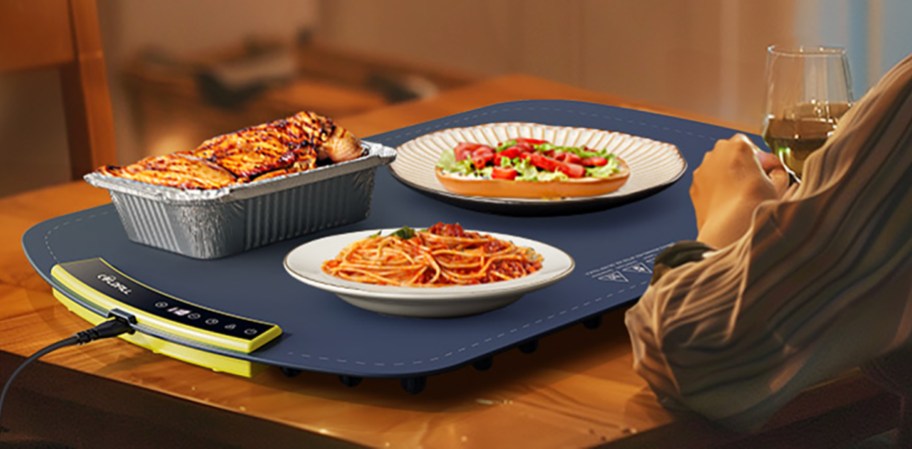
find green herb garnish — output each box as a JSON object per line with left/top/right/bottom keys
{"left": 391, "top": 226, "right": 416, "bottom": 239}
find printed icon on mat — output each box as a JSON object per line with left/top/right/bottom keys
{"left": 584, "top": 243, "right": 671, "bottom": 283}
{"left": 187, "top": 313, "right": 201, "bottom": 320}
{"left": 622, "top": 262, "right": 652, "bottom": 274}
{"left": 598, "top": 271, "right": 628, "bottom": 283}
{"left": 224, "top": 323, "right": 237, "bottom": 330}
{"left": 154, "top": 301, "right": 169, "bottom": 308}
{"left": 244, "top": 328, "right": 258, "bottom": 336}
{"left": 205, "top": 318, "right": 219, "bottom": 325}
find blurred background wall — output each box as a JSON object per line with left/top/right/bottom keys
{"left": 1, "top": 0, "right": 911, "bottom": 197}
{"left": 97, "top": 0, "right": 320, "bottom": 176}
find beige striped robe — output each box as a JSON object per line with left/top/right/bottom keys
{"left": 625, "top": 53, "right": 912, "bottom": 431}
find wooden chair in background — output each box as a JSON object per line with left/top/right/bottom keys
{"left": 0, "top": 0, "right": 116, "bottom": 180}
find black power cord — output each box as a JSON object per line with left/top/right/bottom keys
{"left": 0, "top": 317, "right": 135, "bottom": 433}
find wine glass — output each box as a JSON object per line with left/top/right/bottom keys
{"left": 762, "top": 45, "right": 854, "bottom": 181}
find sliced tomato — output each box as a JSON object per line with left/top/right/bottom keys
{"left": 557, "top": 162, "right": 585, "bottom": 178}
{"left": 454, "top": 142, "right": 481, "bottom": 161}
{"left": 471, "top": 146, "right": 495, "bottom": 169}
{"left": 491, "top": 167, "right": 518, "bottom": 180}
{"left": 530, "top": 153, "right": 560, "bottom": 172}
{"left": 515, "top": 142, "right": 535, "bottom": 153}
{"left": 581, "top": 156, "right": 608, "bottom": 166}
{"left": 515, "top": 138, "right": 548, "bottom": 145}
{"left": 564, "top": 153, "right": 583, "bottom": 164}
{"left": 498, "top": 146, "right": 522, "bottom": 159}
{"left": 471, "top": 155, "right": 491, "bottom": 169}
{"left": 519, "top": 152, "right": 533, "bottom": 161}
{"left": 550, "top": 150, "right": 565, "bottom": 161}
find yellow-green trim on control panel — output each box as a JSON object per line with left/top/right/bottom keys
{"left": 52, "top": 289, "right": 264, "bottom": 377}
{"left": 50, "top": 260, "right": 282, "bottom": 354}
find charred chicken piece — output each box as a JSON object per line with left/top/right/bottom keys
{"left": 99, "top": 154, "right": 237, "bottom": 190}
{"left": 193, "top": 129, "right": 297, "bottom": 180}
{"left": 286, "top": 111, "right": 363, "bottom": 163}
{"left": 97, "top": 110, "right": 360, "bottom": 189}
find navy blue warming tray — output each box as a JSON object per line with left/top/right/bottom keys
{"left": 23, "top": 100, "right": 759, "bottom": 388}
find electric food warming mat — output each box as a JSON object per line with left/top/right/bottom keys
{"left": 23, "top": 100, "right": 760, "bottom": 391}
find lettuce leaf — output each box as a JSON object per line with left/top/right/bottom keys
{"left": 533, "top": 143, "right": 602, "bottom": 159}
{"left": 436, "top": 149, "right": 476, "bottom": 176}
{"left": 512, "top": 158, "right": 540, "bottom": 182}
{"left": 585, "top": 156, "right": 620, "bottom": 178}
{"left": 536, "top": 170, "right": 570, "bottom": 182}
{"left": 496, "top": 139, "right": 517, "bottom": 151}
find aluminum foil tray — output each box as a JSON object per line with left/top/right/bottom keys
{"left": 84, "top": 141, "right": 397, "bottom": 259}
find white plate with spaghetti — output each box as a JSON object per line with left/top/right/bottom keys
{"left": 283, "top": 225, "right": 575, "bottom": 317}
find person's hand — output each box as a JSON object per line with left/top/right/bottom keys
{"left": 691, "top": 134, "right": 789, "bottom": 248}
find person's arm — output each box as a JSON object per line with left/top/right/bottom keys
{"left": 625, "top": 53, "right": 912, "bottom": 431}
{"left": 690, "top": 134, "right": 789, "bottom": 248}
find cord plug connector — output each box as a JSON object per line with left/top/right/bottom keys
{"left": 73, "top": 317, "right": 135, "bottom": 344}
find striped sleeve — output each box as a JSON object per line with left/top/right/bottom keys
{"left": 624, "top": 53, "right": 912, "bottom": 431}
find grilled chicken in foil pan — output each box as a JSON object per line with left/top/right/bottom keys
{"left": 85, "top": 111, "right": 396, "bottom": 259}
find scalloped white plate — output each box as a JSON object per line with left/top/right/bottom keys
{"left": 284, "top": 228, "right": 574, "bottom": 317}
{"left": 390, "top": 122, "right": 686, "bottom": 214}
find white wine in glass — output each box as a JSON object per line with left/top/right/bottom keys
{"left": 762, "top": 46, "right": 853, "bottom": 180}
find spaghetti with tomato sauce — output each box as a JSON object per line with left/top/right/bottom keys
{"left": 321, "top": 223, "right": 543, "bottom": 286}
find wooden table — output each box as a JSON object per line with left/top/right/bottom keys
{"left": 0, "top": 75, "right": 898, "bottom": 448}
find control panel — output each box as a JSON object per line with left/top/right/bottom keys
{"left": 51, "top": 258, "right": 281, "bottom": 354}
